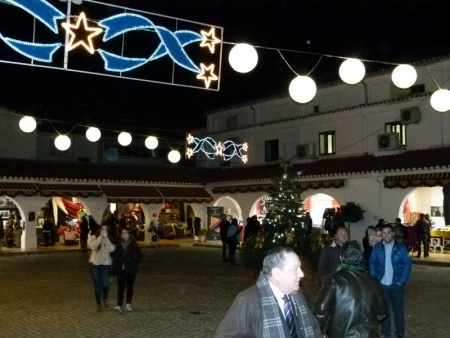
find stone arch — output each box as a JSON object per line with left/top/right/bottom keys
{"left": 213, "top": 196, "right": 243, "bottom": 222}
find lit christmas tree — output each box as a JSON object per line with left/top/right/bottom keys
{"left": 241, "top": 160, "right": 311, "bottom": 271}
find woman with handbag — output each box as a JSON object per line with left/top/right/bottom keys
{"left": 113, "top": 228, "right": 143, "bottom": 312}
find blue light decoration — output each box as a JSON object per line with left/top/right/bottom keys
{"left": 0, "top": 0, "right": 223, "bottom": 90}
{"left": 186, "top": 133, "right": 248, "bottom": 164}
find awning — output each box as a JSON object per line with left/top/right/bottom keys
{"left": 0, "top": 182, "right": 39, "bottom": 197}
{"left": 212, "top": 184, "right": 273, "bottom": 194}
{"left": 38, "top": 184, "right": 103, "bottom": 197}
{"left": 298, "top": 179, "right": 345, "bottom": 190}
{"left": 156, "top": 187, "right": 213, "bottom": 203}
{"left": 101, "top": 185, "right": 163, "bottom": 204}
{"left": 384, "top": 173, "right": 450, "bottom": 189}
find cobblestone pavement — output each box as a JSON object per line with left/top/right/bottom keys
{"left": 0, "top": 246, "right": 448, "bottom": 337}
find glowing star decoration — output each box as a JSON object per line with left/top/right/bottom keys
{"left": 196, "top": 63, "right": 219, "bottom": 88}
{"left": 61, "top": 12, "right": 103, "bottom": 54}
{"left": 200, "top": 27, "right": 221, "bottom": 54}
{"left": 215, "top": 142, "right": 224, "bottom": 156}
{"left": 185, "top": 134, "right": 249, "bottom": 163}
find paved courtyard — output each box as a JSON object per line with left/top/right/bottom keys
{"left": 0, "top": 246, "right": 449, "bottom": 337}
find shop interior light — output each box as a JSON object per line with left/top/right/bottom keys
{"left": 391, "top": 64, "right": 417, "bottom": 89}
{"left": 118, "top": 132, "right": 132, "bottom": 146}
{"left": 19, "top": 116, "right": 37, "bottom": 133}
{"left": 228, "top": 43, "right": 258, "bottom": 73}
{"left": 54, "top": 135, "right": 71, "bottom": 151}
{"left": 86, "top": 127, "right": 101, "bottom": 142}
{"left": 339, "top": 58, "right": 365, "bottom": 84}
{"left": 168, "top": 150, "right": 181, "bottom": 163}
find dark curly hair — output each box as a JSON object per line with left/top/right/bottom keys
{"left": 340, "top": 241, "right": 363, "bottom": 266}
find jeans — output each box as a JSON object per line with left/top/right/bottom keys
{"left": 381, "top": 284, "right": 405, "bottom": 337}
{"left": 117, "top": 271, "right": 136, "bottom": 306}
{"left": 91, "top": 264, "right": 111, "bottom": 306}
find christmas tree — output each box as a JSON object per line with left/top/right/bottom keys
{"left": 241, "top": 160, "right": 312, "bottom": 271}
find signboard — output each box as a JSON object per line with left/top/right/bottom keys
{"left": 207, "top": 206, "right": 223, "bottom": 241}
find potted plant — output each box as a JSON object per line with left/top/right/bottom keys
{"left": 197, "top": 226, "right": 207, "bottom": 242}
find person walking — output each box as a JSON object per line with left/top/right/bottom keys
{"left": 227, "top": 218, "right": 242, "bottom": 266}
{"left": 370, "top": 223, "right": 412, "bottom": 338}
{"left": 314, "top": 241, "right": 387, "bottom": 337}
{"left": 79, "top": 215, "right": 89, "bottom": 253}
{"left": 112, "top": 228, "right": 142, "bottom": 313}
{"left": 88, "top": 225, "right": 115, "bottom": 312}
{"left": 219, "top": 214, "right": 230, "bottom": 263}
{"left": 216, "top": 246, "right": 322, "bottom": 337}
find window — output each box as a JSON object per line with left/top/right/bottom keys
{"left": 319, "top": 131, "right": 336, "bottom": 155}
{"left": 410, "top": 84, "right": 425, "bottom": 95}
{"left": 385, "top": 122, "right": 406, "bottom": 146}
{"left": 313, "top": 105, "right": 320, "bottom": 113}
{"left": 265, "top": 139, "right": 279, "bottom": 162}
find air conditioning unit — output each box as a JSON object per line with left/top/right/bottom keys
{"left": 377, "top": 133, "right": 399, "bottom": 151}
{"left": 296, "top": 144, "right": 315, "bottom": 159}
{"left": 401, "top": 107, "right": 421, "bottom": 124}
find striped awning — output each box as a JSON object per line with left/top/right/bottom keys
{"left": 384, "top": 172, "right": 450, "bottom": 188}
{"left": 0, "top": 182, "right": 39, "bottom": 197}
{"left": 101, "top": 185, "right": 163, "bottom": 204}
{"left": 38, "top": 184, "right": 103, "bottom": 197}
{"left": 212, "top": 184, "right": 273, "bottom": 194}
{"left": 298, "top": 179, "right": 345, "bottom": 190}
{"left": 156, "top": 186, "right": 213, "bottom": 203}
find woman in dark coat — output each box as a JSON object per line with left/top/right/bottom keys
{"left": 112, "top": 228, "right": 142, "bottom": 312}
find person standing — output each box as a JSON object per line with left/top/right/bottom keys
{"left": 394, "top": 218, "right": 408, "bottom": 246}
{"left": 88, "top": 225, "right": 115, "bottom": 312}
{"left": 370, "top": 223, "right": 412, "bottom": 338}
{"left": 41, "top": 217, "right": 54, "bottom": 247}
{"left": 414, "top": 213, "right": 430, "bottom": 257}
{"left": 112, "top": 228, "right": 142, "bottom": 312}
{"left": 79, "top": 216, "right": 89, "bottom": 253}
{"left": 216, "top": 246, "right": 322, "bottom": 338}
{"left": 0, "top": 216, "right": 4, "bottom": 250}
{"left": 219, "top": 214, "right": 230, "bottom": 263}
{"left": 314, "top": 241, "right": 387, "bottom": 337}
{"left": 88, "top": 215, "right": 99, "bottom": 238}
{"left": 318, "top": 226, "right": 349, "bottom": 285}
{"left": 227, "top": 218, "right": 242, "bottom": 266}
{"left": 128, "top": 211, "right": 139, "bottom": 240}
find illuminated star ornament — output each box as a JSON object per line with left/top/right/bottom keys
{"left": 185, "top": 134, "right": 248, "bottom": 164}
{"left": 62, "top": 12, "right": 103, "bottom": 54}
{"left": 0, "top": 0, "right": 223, "bottom": 90}
{"left": 200, "top": 27, "right": 221, "bottom": 54}
{"left": 196, "top": 63, "right": 219, "bottom": 89}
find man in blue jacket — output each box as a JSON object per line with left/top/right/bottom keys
{"left": 370, "top": 223, "right": 412, "bottom": 338}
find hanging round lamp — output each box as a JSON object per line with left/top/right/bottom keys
{"left": 288, "top": 76, "right": 317, "bottom": 103}
{"left": 430, "top": 89, "right": 450, "bottom": 112}
{"left": 392, "top": 64, "right": 417, "bottom": 89}
{"left": 118, "top": 132, "right": 132, "bottom": 146}
{"left": 168, "top": 150, "right": 181, "bottom": 163}
{"left": 339, "top": 58, "right": 365, "bottom": 84}
{"left": 19, "top": 116, "right": 37, "bottom": 133}
{"left": 54, "top": 135, "right": 71, "bottom": 151}
{"left": 228, "top": 43, "right": 258, "bottom": 73}
{"left": 86, "top": 127, "right": 101, "bottom": 142}
{"left": 145, "top": 136, "right": 158, "bottom": 149}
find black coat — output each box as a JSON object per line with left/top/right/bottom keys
{"left": 112, "top": 239, "right": 142, "bottom": 275}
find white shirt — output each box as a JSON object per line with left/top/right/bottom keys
{"left": 269, "top": 281, "right": 288, "bottom": 319}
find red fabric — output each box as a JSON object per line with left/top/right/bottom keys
{"left": 61, "top": 198, "right": 83, "bottom": 219}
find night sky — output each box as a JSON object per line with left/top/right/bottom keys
{"left": 0, "top": 0, "right": 449, "bottom": 139}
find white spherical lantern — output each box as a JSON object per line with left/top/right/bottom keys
{"left": 430, "top": 89, "right": 450, "bottom": 113}
{"left": 86, "top": 127, "right": 101, "bottom": 142}
{"left": 19, "top": 116, "right": 37, "bottom": 133}
{"left": 168, "top": 150, "right": 181, "bottom": 163}
{"left": 145, "top": 136, "right": 158, "bottom": 149}
{"left": 118, "top": 132, "right": 132, "bottom": 146}
{"left": 289, "top": 76, "right": 317, "bottom": 103}
{"left": 392, "top": 64, "right": 417, "bottom": 89}
{"left": 339, "top": 58, "right": 365, "bottom": 84}
{"left": 54, "top": 135, "right": 71, "bottom": 151}
{"left": 228, "top": 43, "right": 258, "bottom": 73}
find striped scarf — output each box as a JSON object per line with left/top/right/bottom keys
{"left": 257, "top": 274, "right": 318, "bottom": 338}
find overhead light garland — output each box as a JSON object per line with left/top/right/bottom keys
{"left": 185, "top": 133, "right": 248, "bottom": 163}
{"left": 0, "top": 0, "right": 223, "bottom": 90}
